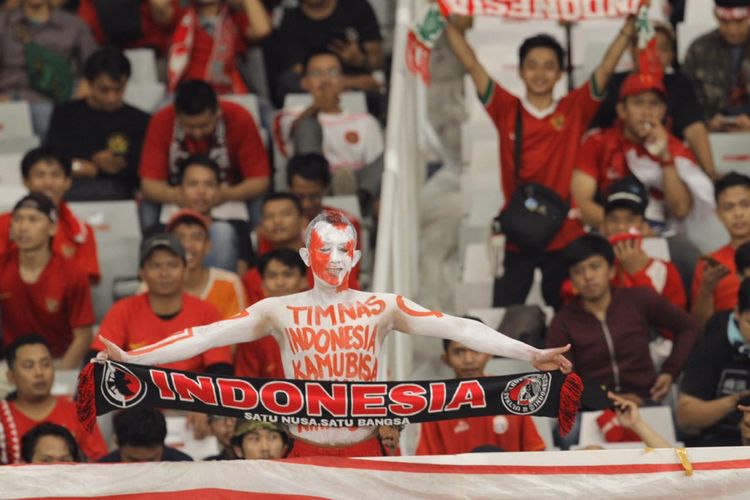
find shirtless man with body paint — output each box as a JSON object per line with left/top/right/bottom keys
{"left": 98, "top": 211, "right": 572, "bottom": 457}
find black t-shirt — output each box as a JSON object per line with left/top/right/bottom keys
{"left": 278, "top": 0, "right": 382, "bottom": 73}
{"left": 45, "top": 99, "right": 150, "bottom": 201}
{"left": 98, "top": 446, "right": 193, "bottom": 462}
{"left": 588, "top": 70, "right": 706, "bottom": 140}
{"left": 680, "top": 311, "right": 750, "bottom": 447}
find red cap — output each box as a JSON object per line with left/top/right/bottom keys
{"left": 166, "top": 209, "right": 210, "bottom": 233}
{"left": 619, "top": 72, "right": 666, "bottom": 100}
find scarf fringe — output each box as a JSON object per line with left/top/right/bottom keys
{"left": 558, "top": 372, "right": 583, "bottom": 437}
{"left": 75, "top": 362, "right": 97, "bottom": 434}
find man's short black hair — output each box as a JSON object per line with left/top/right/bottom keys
{"left": 113, "top": 407, "right": 167, "bottom": 448}
{"left": 258, "top": 248, "right": 307, "bottom": 277}
{"left": 20, "top": 147, "right": 70, "bottom": 179}
{"left": 303, "top": 50, "right": 342, "bottom": 74}
{"left": 261, "top": 192, "right": 304, "bottom": 215}
{"left": 287, "top": 153, "right": 331, "bottom": 188}
{"left": 737, "top": 242, "right": 750, "bottom": 276}
{"left": 21, "top": 422, "right": 80, "bottom": 463}
{"left": 519, "top": 34, "right": 565, "bottom": 69}
{"left": 442, "top": 316, "right": 485, "bottom": 352}
{"left": 174, "top": 80, "right": 219, "bottom": 116}
{"left": 84, "top": 46, "right": 131, "bottom": 82}
{"left": 563, "top": 234, "right": 615, "bottom": 271}
{"left": 5, "top": 334, "right": 51, "bottom": 368}
{"left": 715, "top": 172, "right": 750, "bottom": 203}
{"left": 177, "top": 155, "right": 221, "bottom": 185}
{"left": 739, "top": 278, "right": 750, "bottom": 313}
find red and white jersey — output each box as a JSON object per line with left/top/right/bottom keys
{"left": 274, "top": 108, "right": 384, "bottom": 172}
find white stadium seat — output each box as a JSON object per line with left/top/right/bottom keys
{"left": 577, "top": 406, "right": 680, "bottom": 448}
{"left": 283, "top": 91, "right": 368, "bottom": 115}
{"left": 123, "top": 82, "right": 166, "bottom": 113}
{"left": 124, "top": 48, "right": 159, "bottom": 84}
{"left": 0, "top": 101, "right": 40, "bottom": 154}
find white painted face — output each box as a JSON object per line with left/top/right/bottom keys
{"left": 299, "top": 221, "right": 361, "bottom": 290}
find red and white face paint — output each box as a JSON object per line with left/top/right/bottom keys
{"left": 306, "top": 222, "right": 357, "bottom": 290}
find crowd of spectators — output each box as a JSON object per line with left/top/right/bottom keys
{"left": 2, "top": 0, "right": 750, "bottom": 465}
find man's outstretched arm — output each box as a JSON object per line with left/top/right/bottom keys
{"left": 592, "top": 16, "right": 635, "bottom": 94}
{"left": 392, "top": 295, "right": 571, "bottom": 372}
{"left": 443, "top": 16, "right": 489, "bottom": 95}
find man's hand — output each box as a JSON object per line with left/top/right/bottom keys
{"left": 737, "top": 404, "right": 750, "bottom": 445}
{"left": 613, "top": 238, "right": 649, "bottom": 275}
{"left": 609, "top": 391, "right": 640, "bottom": 429}
{"left": 92, "top": 150, "right": 127, "bottom": 175}
{"left": 73, "top": 160, "right": 99, "bottom": 178}
{"left": 700, "top": 260, "right": 730, "bottom": 295}
{"left": 649, "top": 373, "right": 673, "bottom": 402}
{"left": 96, "top": 336, "right": 126, "bottom": 362}
{"left": 532, "top": 345, "right": 572, "bottom": 373}
{"left": 328, "top": 38, "right": 366, "bottom": 68}
{"left": 643, "top": 122, "right": 670, "bottom": 160}
{"left": 378, "top": 425, "right": 400, "bottom": 455}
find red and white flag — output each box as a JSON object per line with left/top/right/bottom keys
{"left": 435, "top": 0, "right": 642, "bottom": 20}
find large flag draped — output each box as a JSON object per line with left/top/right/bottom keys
{"left": 76, "top": 360, "right": 583, "bottom": 436}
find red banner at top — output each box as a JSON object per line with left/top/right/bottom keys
{"left": 436, "top": 0, "right": 643, "bottom": 20}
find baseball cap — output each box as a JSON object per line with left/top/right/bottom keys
{"left": 619, "top": 72, "right": 666, "bottom": 101}
{"left": 139, "top": 233, "right": 186, "bottom": 267}
{"left": 12, "top": 193, "right": 57, "bottom": 222}
{"left": 604, "top": 177, "right": 648, "bottom": 215}
{"left": 715, "top": 0, "right": 750, "bottom": 20}
{"left": 231, "top": 421, "right": 288, "bottom": 444}
{"left": 165, "top": 209, "right": 210, "bottom": 233}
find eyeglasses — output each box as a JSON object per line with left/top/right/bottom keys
{"left": 307, "top": 69, "right": 341, "bottom": 78}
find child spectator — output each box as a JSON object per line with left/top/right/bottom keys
{"left": 204, "top": 415, "right": 237, "bottom": 460}
{"left": 91, "top": 233, "right": 233, "bottom": 374}
{"left": 21, "top": 422, "right": 81, "bottom": 463}
{"left": 416, "top": 335, "right": 546, "bottom": 455}
{"left": 230, "top": 421, "right": 289, "bottom": 459}
{"left": 99, "top": 407, "right": 193, "bottom": 462}
{"left": 0, "top": 335, "right": 107, "bottom": 464}
{"left": 0, "top": 148, "right": 100, "bottom": 283}
{"left": 168, "top": 0, "right": 270, "bottom": 95}
{"left": 138, "top": 79, "right": 270, "bottom": 228}
{"left": 0, "top": 194, "right": 94, "bottom": 369}
{"left": 691, "top": 173, "right": 750, "bottom": 329}
{"left": 45, "top": 47, "right": 150, "bottom": 201}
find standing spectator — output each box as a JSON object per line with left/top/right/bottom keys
{"left": 138, "top": 79, "right": 270, "bottom": 229}
{"left": 21, "top": 422, "right": 81, "bottom": 463}
{"left": 0, "top": 195, "right": 94, "bottom": 369}
{"left": 0, "top": 0, "right": 98, "bottom": 136}
{"left": 0, "top": 335, "right": 107, "bottom": 464}
{"left": 589, "top": 22, "right": 716, "bottom": 179}
{"left": 168, "top": 0, "right": 270, "bottom": 95}
{"left": 547, "top": 235, "right": 700, "bottom": 406}
{"left": 230, "top": 421, "right": 289, "bottom": 459}
{"left": 78, "top": 0, "right": 180, "bottom": 56}
{"left": 692, "top": 173, "right": 750, "bottom": 329}
{"left": 45, "top": 47, "right": 150, "bottom": 201}
{"left": 0, "top": 148, "right": 101, "bottom": 283}
{"left": 204, "top": 415, "right": 237, "bottom": 460}
{"left": 683, "top": 0, "right": 750, "bottom": 131}
{"left": 444, "top": 15, "right": 635, "bottom": 309}
{"left": 274, "top": 52, "right": 383, "bottom": 199}
{"left": 416, "top": 335, "right": 546, "bottom": 455}
{"left": 90, "top": 233, "right": 233, "bottom": 374}
{"left": 99, "top": 407, "right": 193, "bottom": 462}
{"left": 677, "top": 278, "right": 750, "bottom": 447}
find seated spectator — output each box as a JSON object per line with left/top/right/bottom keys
{"left": 276, "top": 0, "right": 383, "bottom": 104}
{"left": 683, "top": 0, "right": 750, "bottom": 132}
{"left": 677, "top": 278, "right": 750, "bottom": 447}
{"left": 691, "top": 173, "right": 750, "bottom": 329}
{"left": 275, "top": 52, "right": 384, "bottom": 200}
{"left": 0, "top": 335, "right": 107, "bottom": 464}
{"left": 45, "top": 47, "right": 150, "bottom": 201}
{"left": 231, "top": 421, "right": 289, "bottom": 459}
{"left": 91, "top": 233, "right": 233, "bottom": 374}
{"left": 235, "top": 248, "right": 306, "bottom": 379}
{"left": 78, "top": 0, "right": 180, "bottom": 56}
{"left": 204, "top": 415, "right": 237, "bottom": 460}
{"left": 0, "top": 0, "right": 98, "bottom": 136}
{"left": 416, "top": 336, "right": 546, "bottom": 455}
{"left": 99, "top": 407, "right": 192, "bottom": 462}
{"left": 0, "top": 195, "right": 94, "bottom": 369}
{"left": 547, "top": 235, "right": 700, "bottom": 406}
{"left": 590, "top": 21, "right": 716, "bottom": 179}
{"left": 168, "top": 0, "right": 270, "bottom": 95}
{"left": 0, "top": 148, "right": 101, "bottom": 283}
{"left": 21, "top": 422, "right": 81, "bottom": 463}
{"left": 138, "top": 79, "right": 270, "bottom": 229}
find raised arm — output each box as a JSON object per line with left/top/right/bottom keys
{"left": 592, "top": 16, "right": 635, "bottom": 94}
{"left": 99, "top": 301, "right": 274, "bottom": 366}
{"left": 443, "top": 16, "right": 489, "bottom": 95}
{"left": 392, "top": 295, "right": 571, "bottom": 372}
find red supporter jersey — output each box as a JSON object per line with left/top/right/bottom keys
{"left": 415, "top": 415, "right": 545, "bottom": 455}
{"left": 0, "top": 203, "right": 100, "bottom": 283}
{"left": 691, "top": 245, "right": 739, "bottom": 313}
{"left": 0, "top": 250, "right": 94, "bottom": 358}
{"left": 482, "top": 79, "right": 600, "bottom": 250}
{"left": 0, "top": 397, "right": 107, "bottom": 464}
{"left": 139, "top": 101, "right": 269, "bottom": 185}
{"left": 233, "top": 286, "right": 285, "bottom": 379}
{"left": 92, "top": 293, "right": 232, "bottom": 372}
{"left": 78, "top": 0, "right": 181, "bottom": 54}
